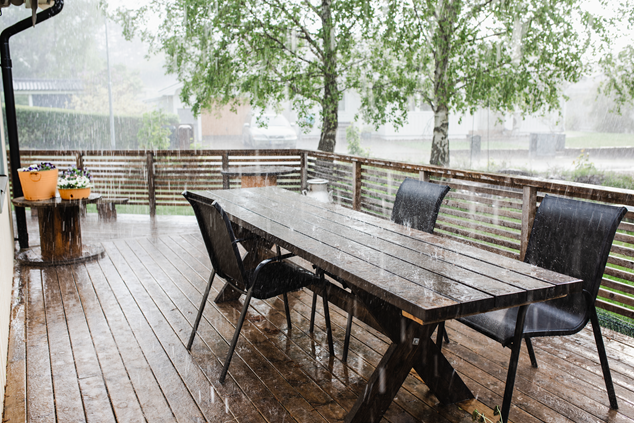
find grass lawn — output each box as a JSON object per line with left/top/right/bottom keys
{"left": 551, "top": 132, "right": 634, "bottom": 148}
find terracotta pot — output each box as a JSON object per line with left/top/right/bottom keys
{"left": 58, "top": 187, "right": 91, "bottom": 200}
{"left": 18, "top": 168, "right": 58, "bottom": 200}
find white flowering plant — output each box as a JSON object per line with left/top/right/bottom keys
{"left": 57, "top": 167, "right": 92, "bottom": 189}
{"left": 18, "top": 162, "right": 56, "bottom": 172}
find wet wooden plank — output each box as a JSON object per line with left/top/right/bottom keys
{"left": 83, "top": 260, "right": 177, "bottom": 423}
{"left": 109, "top": 238, "right": 256, "bottom": 423}
{"left": 70, "top": 264, "right": 147, "bottom": 423}
{"left": 444, "top": 321, "right": 634, "bottom": 421}
{"left": 96, "top": 248, "right": 207, "bottom": 423}
{"left": 23, "top": 268, "right": 55, "bottom": 423}
{"left": 3, "top": 267, "right": 26, "bottom": 423}
{"left": 41, "top": 268, "right": 86, "bottom": 422}
{"left": 55, "top": 265, "right": 115, "bottom": 422}
{"left": 127, "top": 237, "right": 330, "bottom": 422}
{"left": 136, "top": 235, "right": 297, "bottom": 423}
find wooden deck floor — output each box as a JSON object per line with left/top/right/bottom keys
{"left": 4, "top": 214, "right": 634, "bottom": 422}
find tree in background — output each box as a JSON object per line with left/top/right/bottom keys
{"left": 116, "top": 0, "right": 407, "bottom": 153}
{"left": 69, "top": 65, "right": 148, "bottom": 116}
{"left": 365, "top": 0, "right": 615, "bottom": 166}
{"left": 137, "top": 110, "right": 177, "bottom": 150}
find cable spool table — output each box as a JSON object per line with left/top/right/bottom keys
{"left": 12, "top": 193, "right": 105, "bottom": 266}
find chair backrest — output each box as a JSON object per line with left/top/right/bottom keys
{"left": 184, "top": 191, "right": 247, "bottom": 290}
{"left": 391, "top": 178, "right": 451, "bottom": 233}
{"left": 524, "top": 195, "right": 626, "bottom": 328}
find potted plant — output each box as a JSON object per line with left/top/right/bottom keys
{"left": 17, "top": 162, "right": 58, "bottom": 200}
{"left": 57, "top": 167, "right": 92, "bottom": 200}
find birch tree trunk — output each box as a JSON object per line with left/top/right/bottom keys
{"left": 317, "top": 0, "right": 338, "bottom": 153}
{"left": 429, "top": 0, "right": 458, "bottom": 167}
{"left": 431, "top": 103, "right": 450, "bottom": 166}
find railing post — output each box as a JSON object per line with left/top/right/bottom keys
{"left": 520, "top": 186, "right": 537, "bottom": 261}
{"left": 419, "top": 170, "right": 430, "bottom": 182}
{"left": 222, "top": 152, "right": 230, "bottom": 189}
{"left": 353, "top": 161, "right": 362, "bottom": 211}
{"left": 147, "top": 151, "right": 156, "bottom": 217}
{"left": 301, "top": 151, "right": 308, "bottom": 190}
{"left": 75, "top": 151, "right": 84, "bottom": 169}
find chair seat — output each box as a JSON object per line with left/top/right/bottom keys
{"left": 458, "top": 300, "right": 586, "bottom": 347}
{"left": 250, "top": 261, "right": 320, "bottom": 299}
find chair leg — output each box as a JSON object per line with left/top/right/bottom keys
{"left": 321, "top": 282, "right": 335, "bottom": 356}
{"left": 309, "top": 290, "right": 317, "bottom": 333}
{"left": 283, "top": 293, "right": 292, "bottom": 330}
{"left": 501, "top": 305, "right": 529, "bottom": 423}
{"left": 525, "top": 337, "right": 538, "bottom": 368}
{"left": 187, "top": 269, "right": 216, "bottom": 351}
{"left": 220, "top": 288, "right": 254, "bottom": 383}
{"left": 590, "top": 307, "right": 618, "bottom": 409}
{"left": 342, "top": 311, "right": 353, "bottom": 362}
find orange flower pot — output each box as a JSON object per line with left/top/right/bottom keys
{"left": 58, "top": 187, "right": 91, "bottom": 200}
{"left": 18, "top": 169, "right": 58, "bottom": 200}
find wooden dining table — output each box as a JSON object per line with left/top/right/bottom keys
{"left": 190, "top": 187, "right": 582, "bottom": 422}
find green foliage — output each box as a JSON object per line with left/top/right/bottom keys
{"left": 471, "top": 406, "right": 503, "bottom": 423}
{"left": 601, "top": 45, "right": 634, "bottom": 111}
{"left": 115, "top": 0, "right": 405, "bottom": 153}
{"left": 3, "top": 105, "right": 143, "bottom": 149}
{"left": 346, "top": 125, "right": 370, "bottom": 157}
{"left": 137, "top": 110, "right": 177, "bottom": 150}
{"left": 363, "top": 0, "right": 617, "bottom": 165}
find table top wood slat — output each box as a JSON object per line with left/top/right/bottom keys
{"left": 190, "top": 188, "right": 582, "bottom": 325}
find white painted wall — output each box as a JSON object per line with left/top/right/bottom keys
{"left": 0, "top": 110, "right": 15, "bottom": 415}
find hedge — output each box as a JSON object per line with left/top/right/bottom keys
{"left": 3, "top": 105, "right": 144, "bottom": 149}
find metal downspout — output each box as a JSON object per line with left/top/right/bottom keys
{"left": 1, "top": 0, "right": 64, "bottom": 248}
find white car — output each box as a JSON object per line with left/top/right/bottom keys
{"left": 242, "top": 114, "right": 298, "bottom": 149}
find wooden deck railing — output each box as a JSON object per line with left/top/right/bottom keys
{"left": 9, "top": 148, "right": 634, "bottom": 321}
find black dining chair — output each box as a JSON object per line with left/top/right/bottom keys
{"left": 309, "top": 178, "right": 450, "bottom": 362}
{"left": 445, "top": 195, "right": 626, "bottom": 423}
{"left": 183, "top": 191, "right": 334, "bottom": 383}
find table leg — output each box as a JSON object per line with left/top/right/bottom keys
{"left": 38, "top": 205, "right": 82, "bottom": 261}
{"left": 345, "top": 288, "right": 473, "bottom": 423}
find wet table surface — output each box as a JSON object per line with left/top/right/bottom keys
{"left": 12, "top": 193, "right": 104, "bottom": 265}
{"left": 188, "top": 187, "right": 583, "bottom": 423}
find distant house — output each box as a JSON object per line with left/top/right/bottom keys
{"left": 7, "top": 78, "right": 83, "bottom": 109}
{"left": 148, "top": 82, "right": 252, "bottom": 146}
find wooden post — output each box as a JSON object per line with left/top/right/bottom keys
{"left": 353, "top": 161, "right": 362, "bottom": 211}
{"left": 75, "top": 151, "right": 84, "bottom": 169}
{"left": 222, "top": 152, "right": 230, "bottom": 189}
{"left": 76, "top": 152, "right": 86, "bottom": 217}
{"left": 301, "top": 152, "right": 308, "bottom": 191}
{"left": 147, "top": 151, "right": 156, "bottom": 217}
{"left": 419, "top": 170, "right": 430, "bottom": 182}
{"left": 520, "top": 186, "right": 537, "bottom": 261}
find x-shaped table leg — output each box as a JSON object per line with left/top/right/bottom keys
{"left": 345, "top": 288, "right": 473, "bottom": 423}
